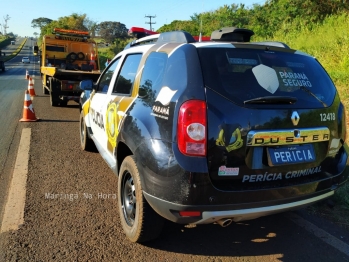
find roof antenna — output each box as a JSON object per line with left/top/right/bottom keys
{"left": 199, "top": 18, "right": 202, "bottom": 42}
{"left": 199, "top": 0, "right": 204, "bottom": 42}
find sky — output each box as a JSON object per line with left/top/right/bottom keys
{"left": 1, "top": 0, "right": 266, "bottom": 37}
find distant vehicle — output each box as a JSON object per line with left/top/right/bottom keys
{"left": 22, "top": 57, "right": 30, "bottom": 63}
{"left": 33, "top": 45, "right": 38, "bottom": 56}
{"left": 11, "top": 41, "right": 15, "bottom": 45}
{"left": 40, "top": 28, "right": 101, "bottom": 107}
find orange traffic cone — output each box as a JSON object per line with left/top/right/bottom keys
{"left": 28, "top": 77, "right": 36, "bottom": 97}
{"left": 19, "top": 90, "right": 39, "bottom": 122}
{"left": 25, "top": 70, "right": 29, "bottom": 79}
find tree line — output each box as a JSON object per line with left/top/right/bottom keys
{"left": 31, "top": 0, "right": 349, "bottom": 54}
{"left": 31, "top": 14, "right": 129, "bottom": 44}
{"left": 158, "top": 0, "right": 349, "bottom": 38}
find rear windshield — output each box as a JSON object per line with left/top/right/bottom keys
{"left": 45, "top": 45, "right": 65, "bottom": 52}
{"left": 197, "top": 47, "right": 336, "bottom": 108}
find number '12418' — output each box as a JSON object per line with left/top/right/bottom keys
{"left": 320, "top": 113, "right": 335, "bottom": 121}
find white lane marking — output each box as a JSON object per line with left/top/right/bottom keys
{"left": 287, "top": 212, "right": 349, "bottom": 257}
{"left": 0, "top": 128, "right": 31, "bottom": 233}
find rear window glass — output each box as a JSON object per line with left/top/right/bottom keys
{"left": 197, "top": 48, "right": 336, "bottom": 108}
{"left": 139, "top": 52, "right": 168, "bottom": 94}
{"left": 45, "top": 45, "right": 65, "bottom": 52}
{"left": 139, "top": 50, "right": 187, "bottom": 95}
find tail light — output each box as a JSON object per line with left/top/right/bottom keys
{"left": 61, "top": 81, "right": 76, "bottom": 90}
{"left": 338, "top": 102, "right": 347, "bottom": 143}
{"left": 177, "top": 100, "right": 207, "bottom": 156}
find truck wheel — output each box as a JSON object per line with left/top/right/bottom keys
{"left": 49, "top": 90, "right": 59, "bottom": 107}
{"left": 59, "top": 100, "right": 68, "bottom": 107}
{"left": 79, "top": 110, "right": 94, "bottom": 151}
{"left": 118, "top": 156, "right": 165, "bottom": 242}
{"left": 49, "top": 77, "right": 59, "bottom": 106}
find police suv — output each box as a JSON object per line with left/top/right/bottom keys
{"left": 79, "top": 27, "right": 349, "bottom": 242}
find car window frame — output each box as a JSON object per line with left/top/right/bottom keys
{"left": 112, "top": 53, "right": 142, "bottom": 96}
{"left": 95, "top": 57, "right": 120, "bottom": 93}
{"left": 139, "top": 51, "right": 168, "bottom": 95}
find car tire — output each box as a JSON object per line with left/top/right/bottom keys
{"left": 79, "top": 110, "right": 94, "bottom": 151}
{"left": 118, "top": 156, "right": 165, "bottom": 243}
{"left": 49, "top": 90, "right": 59, "bottom": 107}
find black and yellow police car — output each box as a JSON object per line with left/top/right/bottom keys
{"left": 79, "top": 27, "right": 349, "bottom": 242}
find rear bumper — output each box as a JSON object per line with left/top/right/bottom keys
{"left": 139, "top": 142, "right": 349, "bottom": 225}
{"left": 198, "top": 191, "right": 334, "bottom": 223}
{"left": 144, "top": 189, "right": 335, "bottom": 224}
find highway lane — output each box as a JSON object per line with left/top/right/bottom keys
{"left": 0, "top": 43, "right": 348, "bottom": 261}
{"left": 0, "top": 38, "right": 39, "bottom": 173}
{"left": 0, "top": 38, "right": 40, "bottom": 244}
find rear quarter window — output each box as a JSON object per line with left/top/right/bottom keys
{"left": 139, "top": 50, "right": 187, "bottom": 97}
{"left": 112, "top": 53, "right": 142, "bottom": 95}
{"left": 139, "top": 52, "right": 168, "bottom": 95}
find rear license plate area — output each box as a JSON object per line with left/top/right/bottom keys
{"left": 267, "top": 144, "right": 316, "bottom": 166}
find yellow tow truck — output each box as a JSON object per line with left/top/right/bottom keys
{"left": 41, "top": 28, "right": 101, "bottom": 106}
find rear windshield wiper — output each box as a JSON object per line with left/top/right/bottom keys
{"left": 299, "top": 86, "right": 327, "bottom": 107}
{"left": 244, "top": 96, "right": 297, "bottom": 104}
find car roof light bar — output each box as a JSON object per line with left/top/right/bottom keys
{"left": 211, "top": 27, "right": 254, "bottom": 42}
{"left": 157, "top": 31, "right": 196, "bottom": 44}
{"left": 128, "top": 27, "right": 158, "bottom": 39}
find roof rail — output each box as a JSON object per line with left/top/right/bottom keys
{"left": 253, "top": 41, "right": 290, "bottom": 49}
{"left": 124, "top": 34, "right": 159, "bottom": 49}
{"left": 124, "top": 30, "right": 196, "bottom": 50}
{"left": 211, "top": 27, "right": 254, "bottom": 42}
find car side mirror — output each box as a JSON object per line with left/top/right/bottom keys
{"left": 79, "top": 79, "right": 93, "bottom": 91}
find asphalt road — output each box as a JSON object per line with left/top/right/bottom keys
{"left": 0, "top": 39, "right": 348, "bottom": 262}
{"left": 0, "top": 38, "right": 39, "bottom": 232}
